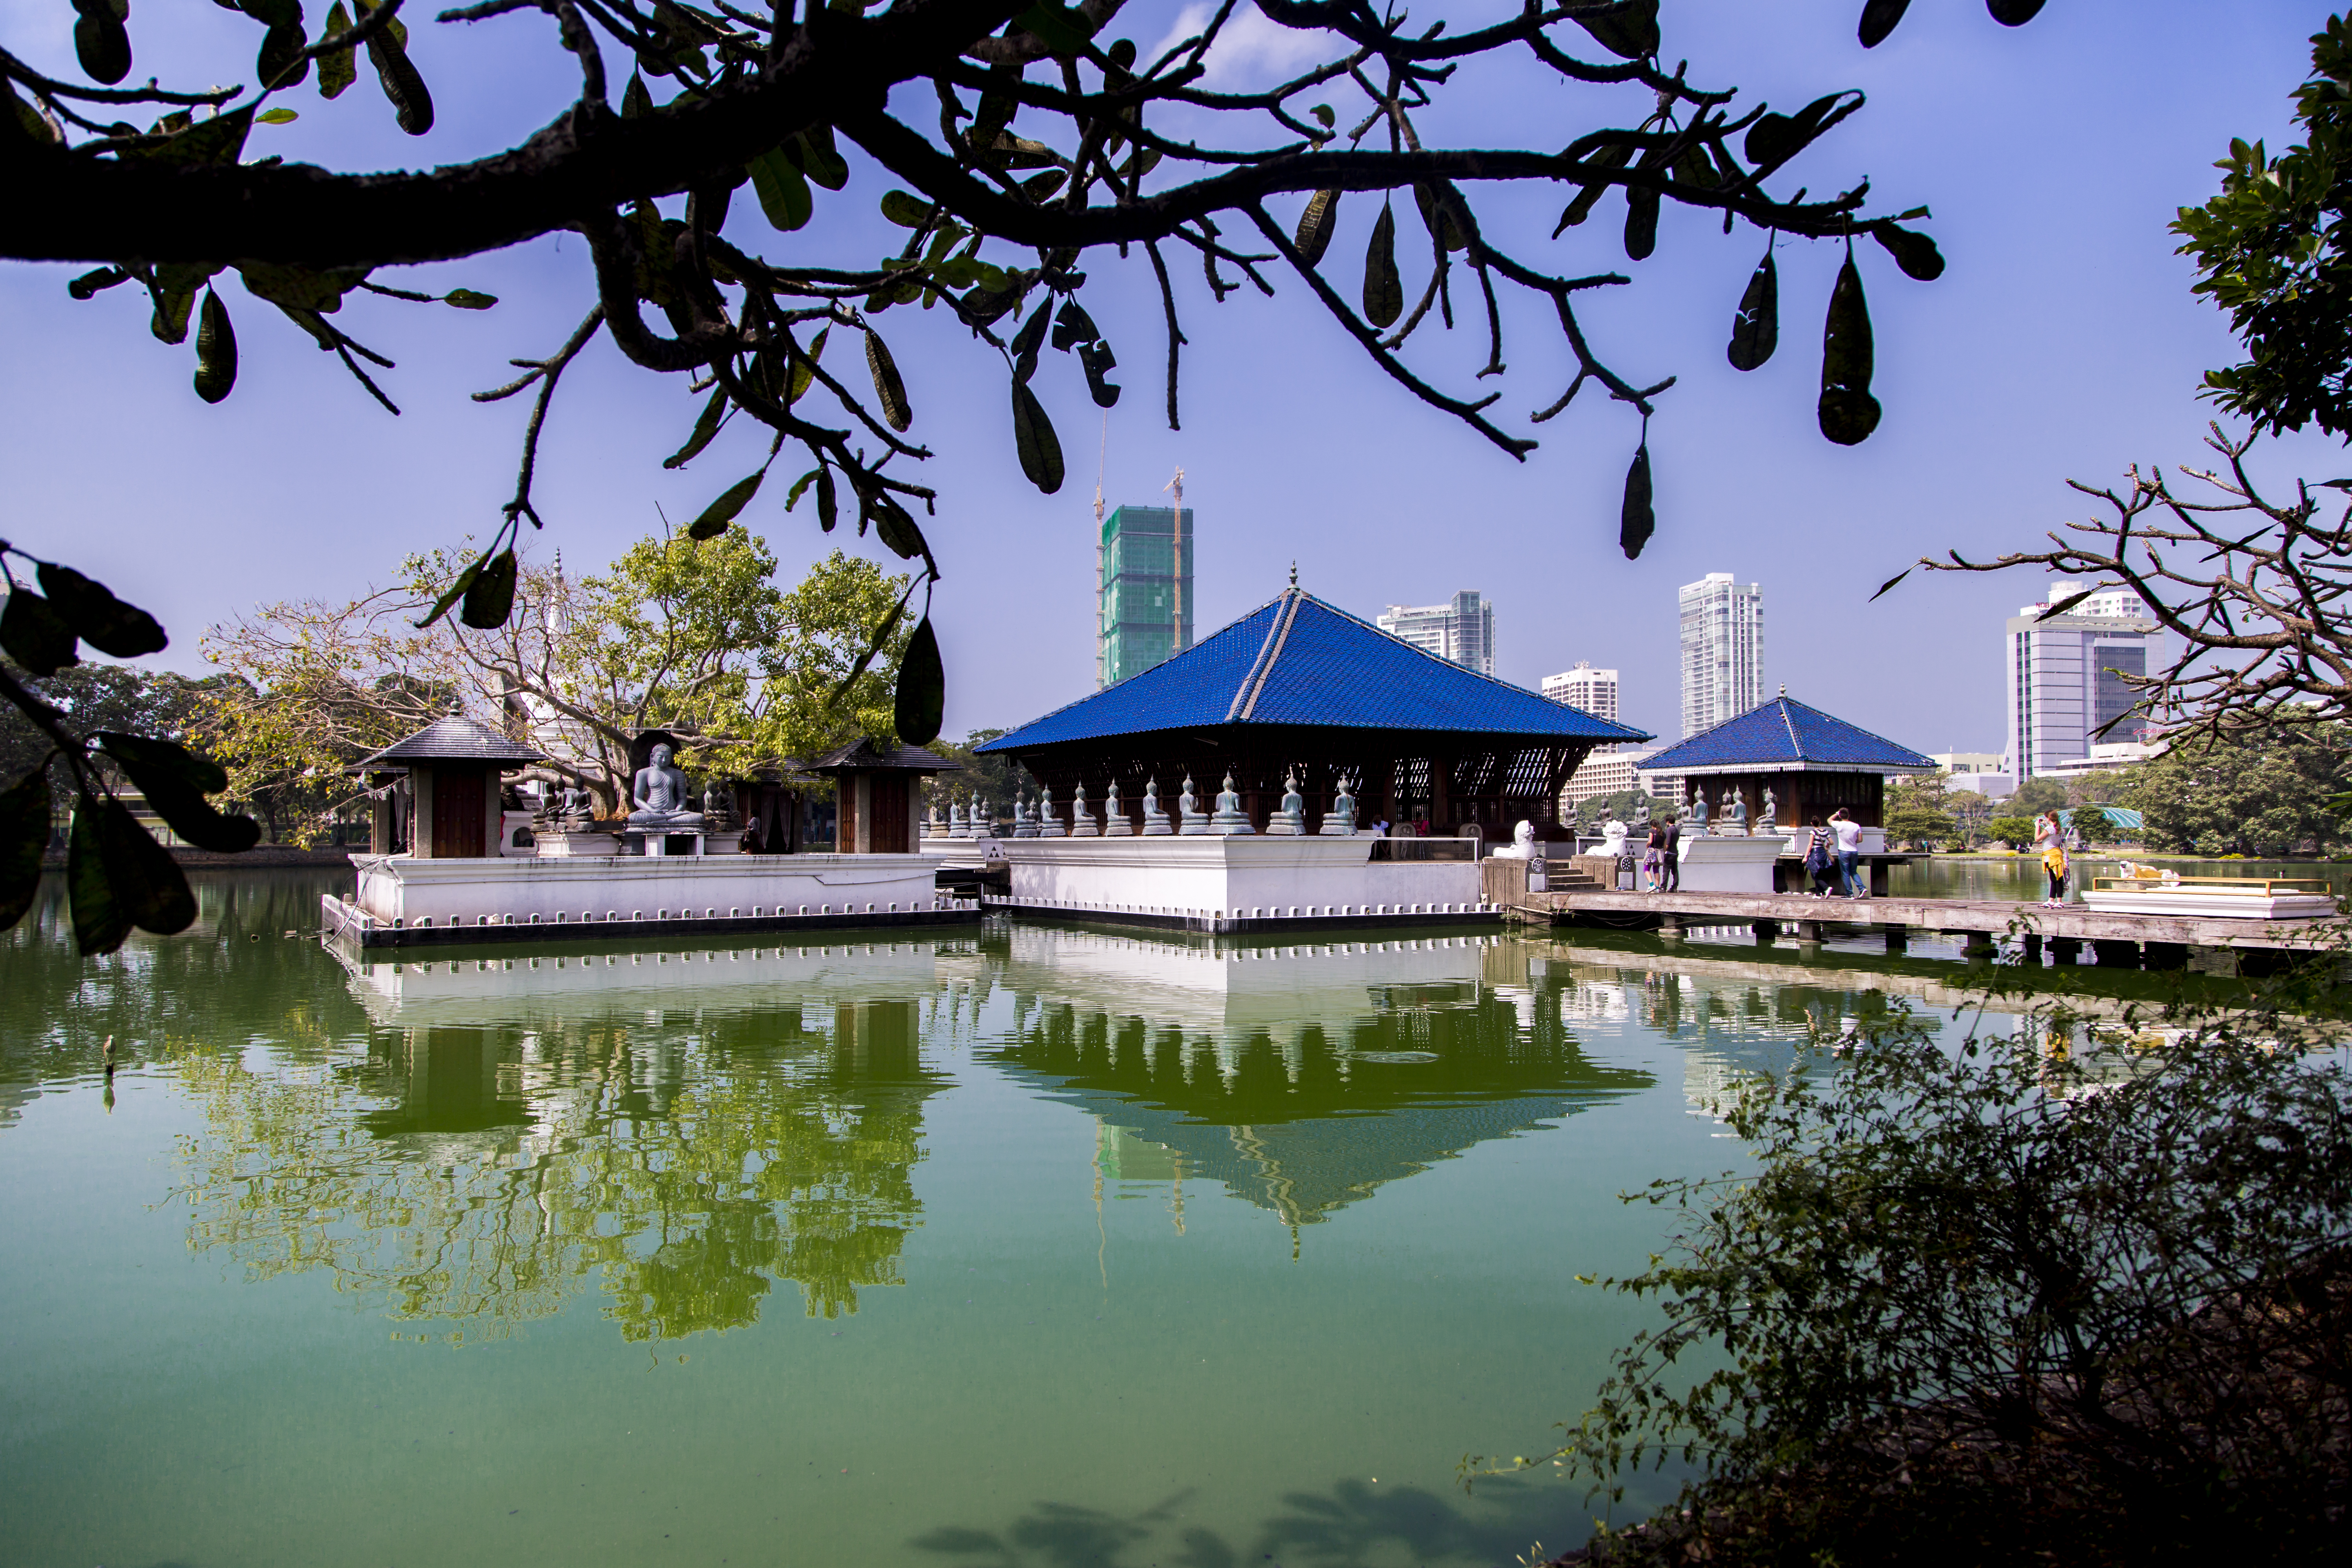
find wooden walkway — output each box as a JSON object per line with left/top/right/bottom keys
{"left": 1502, "top": 886, "right": 2340, "bottom": 970}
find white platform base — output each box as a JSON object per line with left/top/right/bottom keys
{"left": 2082, "top": 889, "right": 2341, "bottom": 920}
{"left": 988, "top": 835, "right": 1491, "bottom": 932}
{"left": 1676, "top": 835, "right": 1786, "bottom": 894}
{"left": 337, "top": 851, "right": 974, "bottom": 946}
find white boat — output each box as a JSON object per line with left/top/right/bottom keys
{"left": 2080, "top": 874, "right": 2341, "bottom": 921}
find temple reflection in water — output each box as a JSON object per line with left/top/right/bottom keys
{"left": 141, "top": 919, "right": 2037, "bottom": 1345}
{"left": 987, "top": 927, "right": 1655, "bottom": 1232}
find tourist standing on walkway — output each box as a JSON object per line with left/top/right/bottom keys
{"left": 1643, "top": 819, "right": 1666, "bottom": 892}
{"left": 1829, "top": 808, "right": 1867, "bottom": 900}
{"left": 1804, "top": 816, "right": 1840, "bottom": 897}
{"left": 1659, "top": 812, "right": 1682, "bottom": 893}
{"left": 2034, "top": 810, "right": 2068, "bottom": 906}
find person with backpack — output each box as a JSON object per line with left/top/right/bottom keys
{"left": 1659, "top": 811, "right": 1682, "bottom": 893}
{"left": 1642, "top": 817, "right": 1667, "bottom": 891}
{"left": 1803, "top": 816, "right": 1840, "bottom": 897}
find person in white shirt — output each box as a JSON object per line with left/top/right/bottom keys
{"left": 1829, "top": 808, "right": 1866, "bottom": 899}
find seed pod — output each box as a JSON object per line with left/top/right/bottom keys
{"left": 1619, "top": 441, "right": 1655, "bottom": 560}
{"left": 1412, "top": 182, "right": 1468, "bottom": 252}
{"left": 1872, "top": 223, "right": 1946, "bottom": 281}
{"left": 459, "top": 548, "right": 518, "bottom": 628}
{"left": 0, "top": 768, "right": 50, "bottom": 933}
{"left": 1295, "top": 190, "right": 1339, "bottom": 263}
{"left": 1818, "top": 254, "right": 1882, "bottom": 446}
{"left": 1624, "top": 185, "right": 1659, "bottom": 262}
{"left": 259, "top": 21, "right": 308, "bottom": 89}
{"left": 193, "top": 289, "right": 237, "bottom": 404}
{"left": 1858, "top": 0, "right": 1913, "bottom": 47}
{"left": 71, "top": 0, "right": 131, "bottom": 87}
{"left": 1362, "top": 202, "right": 1402, "bottom": 328}
{"left": 1573, "top": 0, "right": 1659, "bottom": 58}
{"left": 894, "top": 616, "right": 944, "bottom": 747}
{"left": 1012, "top": 381, "right": 1065, "bottom": 494}
{"left": 365, "top": 24, "right": 434, "bottom": 136}
{"left": 1555, "top": 143, "right": 1634, "bottom": 234}
{"left": 1726, "top": 247, "right": 1778, "bottom": 371}
{"left": 867, "top": 332, "right": 912, "bottom": 430}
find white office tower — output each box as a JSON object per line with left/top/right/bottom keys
{"left": 2006, "top": 579, "right": 2167, "bottom": 780}
{"left": 1677, "top": 573, "right": 1764, "bottom": 737}
{"left": 1542, "top": 662, "right": 1620, "bottom": 724}
{"left": 1377, "top": 590, "right": 1495, "bottom": 675}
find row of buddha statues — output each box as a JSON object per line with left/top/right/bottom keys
{"left": 922, "top": 772, "right": 1359, "bottom": 840}
{"left": 1589, "top": 783, "right": 1779, "bottom": 839}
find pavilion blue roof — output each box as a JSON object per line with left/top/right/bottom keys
{"left": 1641, "top": 695, "right": 1934, "bottom": 774}
{"left": 978, "top": 588, "right": 1650, "bottom": 752}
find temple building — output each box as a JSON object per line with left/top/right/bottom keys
{"left": 1637, "top": 690, "right": 1936, "bottom": 830}
{"left": 980, "top": 581, "right": 1646, "bottom": 839}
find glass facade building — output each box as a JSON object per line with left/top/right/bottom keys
{"left": 1375, "top": 591, "right": 1495, "bottom": 675}
{"left": 2005, "top": 579, "right": 2164, "bottom": 779}
{"left": 1677, "top": 572, "right": 1764, "bottom": 737}
{"left": 1097, "top": 504, "right": 1194, "bottom": 688}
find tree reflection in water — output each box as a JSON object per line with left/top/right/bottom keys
{"left": 165, "top": 993, "right": 942, "bottom": 1341}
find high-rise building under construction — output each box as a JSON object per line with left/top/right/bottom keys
{"left": 1097, "top": 501, "right": 1194, "bottom": 688}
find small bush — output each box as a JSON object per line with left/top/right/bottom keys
{"left": 1546, "top": 1012, "right": 2352, "bottom": 1567}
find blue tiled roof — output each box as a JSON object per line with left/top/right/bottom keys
{"left": 978, "top": 589, "right": 1651, "bottom": 752}
{"left": 1641, "top": 696, "right": 1933, "bottom": 773}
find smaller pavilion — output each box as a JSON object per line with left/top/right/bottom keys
{"left": 808, "top": 739, "right": 960, "bottom": 854}
{"left": 355, "top": 715, "right": 545, "bottom": 858}
{"left": 1639, "top": 691, "right": 1936, "bottom": 831}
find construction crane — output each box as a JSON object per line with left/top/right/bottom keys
{"left": 1163, "top": 464, "right": 1185, "bottom": 655}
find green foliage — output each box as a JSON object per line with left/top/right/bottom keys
{"left": 2174, "top": 16, "right": 2352, "bottom": 438}
{"left": 200, "top": 533, "right": 911, "bottom": 826}
{"left": 1881, "top": 774, "right": 1956, "bottom": 849}
{"left": 1985, "top": 813, "right": 2036, "bottom": 849}
{"left": 2118, "top": 726, "right": 2350, "bottom": 855}
{"left": 1548, "top": 1018, "right": 2352, "bottom": 1566}
{"left": 926, "top": 730, "right": 1034, "bottom": 820}
{"left": 2009, "top": 774, "right": 2070, "bottom": 817}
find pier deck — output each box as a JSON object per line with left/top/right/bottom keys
{"left": 1500, "top": 883, "right": 2342, "bottom": 970}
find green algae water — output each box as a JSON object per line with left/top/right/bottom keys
{"left": 4, "top": 870, "right": 2016, "bottom": 1568}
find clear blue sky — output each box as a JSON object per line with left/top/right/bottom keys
{"left": 1, "top": 1, "right": 2342, "bottom": 751}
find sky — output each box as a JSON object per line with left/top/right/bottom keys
{"left": 2, "top": 0, "right": 2345, "bottom": 753}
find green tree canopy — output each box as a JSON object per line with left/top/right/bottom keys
{"left": 2174, "top": 13, "right": 2352, "bottom": 440}
{"left": 1881, "top": 773, "right": 1956, "bottom": 850}
{"left": 2117, "top": 726, "right": 2349, "bottom": 856}
{"left": 200, "top": 532, "right": 911, "bottom": 835}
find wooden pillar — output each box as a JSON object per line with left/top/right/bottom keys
{"left": 1430, "top": 751, "right": 1452, "bottom": 834}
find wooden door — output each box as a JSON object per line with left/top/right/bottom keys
{"left": 870, "top": 774, "right": 909, "bottom": 854}
{"left": 431, "top": 766, "right": 486, "bottom": 858}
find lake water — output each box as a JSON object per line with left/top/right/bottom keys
{"left": 0, "top": 870, "right": 2116, "bottom": 1568}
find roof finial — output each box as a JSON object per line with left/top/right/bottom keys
{"left": 1779, "top": 682, "right": 1787, "bottom": 697}
{"left": 1289, "top": 560, "right": 1298, "bottom": 589}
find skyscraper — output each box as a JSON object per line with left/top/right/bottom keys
{"left": 1678, "top": 572, "right": 1763, "bottom": 736}
{"left": 1097, "top": 504, "right": 1193, "bottom": 687}
{"left": 1541, "top": 662, "right": 1619, "bottom": 724}
{"left": 1376, "top": 591, "right": 1494, "bottom": 675}
{"left": 2006, "top": 579, "right": 2165, "bottom": 779}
